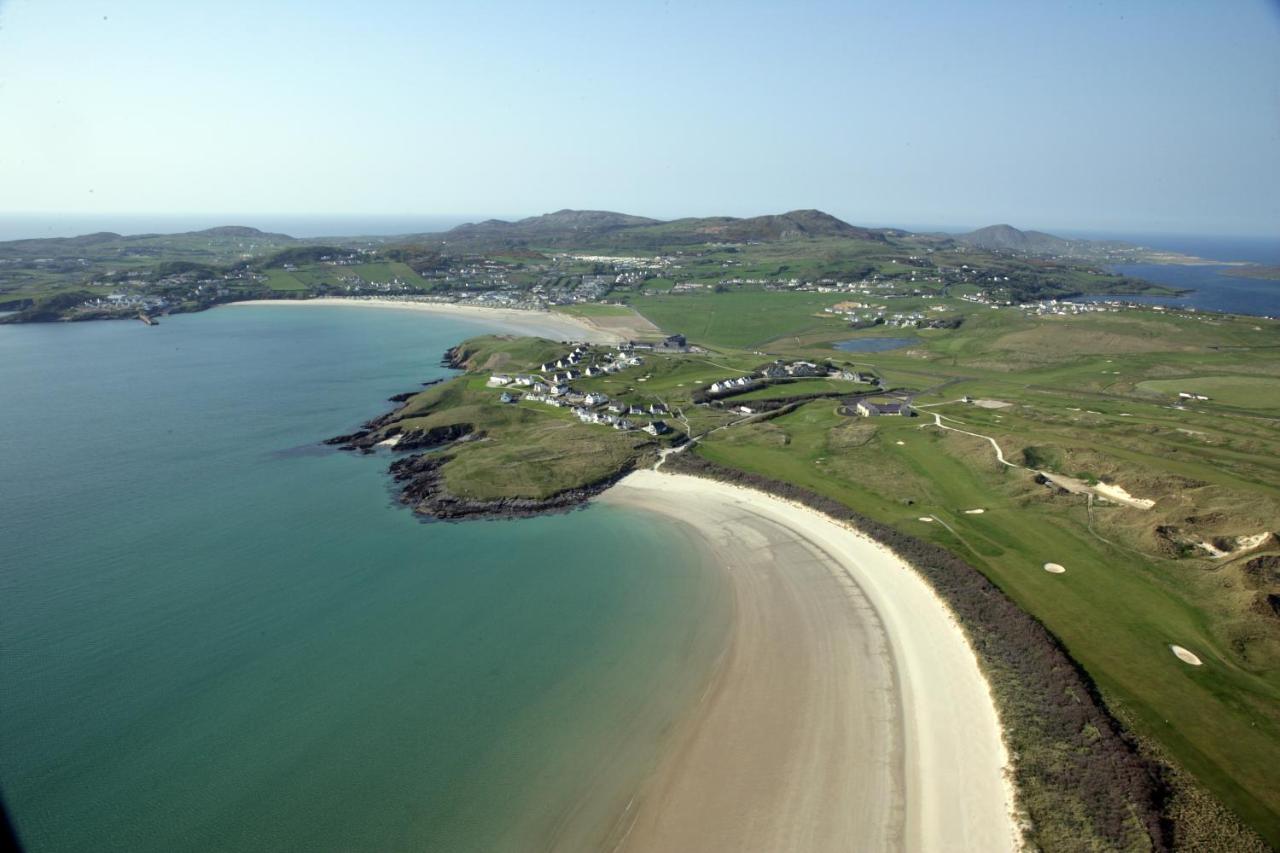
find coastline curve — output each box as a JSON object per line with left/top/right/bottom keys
{"left": 598, "top": 469, "right": 1019, "bottom": 852}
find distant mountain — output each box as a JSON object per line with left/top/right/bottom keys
{"left": 0, "top": 226, "right": 296, "bottom": 252}
{"left": 429, "top": 208, "right": 887, "bottom": 249}
{"left": 447, "top": 209, "right": 661, "bottom": 241}
{"left": 955, "top": 224, "right": 1135, "bottom": 256}
{"left": 669, "top": 209, "right": 884, "bottom": 242}
{"left": 185, "top": 226, "right": 296, "bottom": 241}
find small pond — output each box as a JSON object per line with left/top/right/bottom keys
{"left": 833, "top": 336, "right": 916, "bottom": 353}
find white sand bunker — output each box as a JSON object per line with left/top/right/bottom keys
{"left": 918, "top": 517, "right": 934, "bottom": 523}
{"left": 1094, "top": 483, "right": 1155, "bottom": 509}
{"left": 964, "top": 508, "right": 986, "bottom": 514}
{"left": 896, "top": 440, "right": 905, "bottom": 445}
{"left": 973, "top": 399, "right": 1011, "bottom": 409}
{"left": 1043, "top": 562, "right": 1066, "bottom": 574}
{"left": 1170, "top": 645, "right": 1202, "bottom": 666}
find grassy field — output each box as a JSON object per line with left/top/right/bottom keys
{"left": 668, "top": 302, "right": 1280, "bottom": 843}
{"left": 625, "top": 289, "right": 852, "bottom": 348}
{"left": 412, "top": 290, "right": 1278, "bottom": 840}
{"left": 554, "top": 303, "right": 637, "bottom": 318}
{"left": 1136, "top": 375, "right": 1280, "bottom": 412}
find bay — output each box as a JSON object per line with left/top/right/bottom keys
{"left": 0, "top": 306, "right": 728, "bottom": 852}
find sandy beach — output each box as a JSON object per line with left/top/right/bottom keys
{"left": 224, "top": 297, "right": 627, "bottom": 343}
{"left": 599, "top": 470, "right": 1018, "bottom": 853}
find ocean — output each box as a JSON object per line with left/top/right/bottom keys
{"left": 1052, "top": 231, "right": 1280, "bottom": 317}
{"left": 0, "top": 306, "right": 729, "bottom": 852}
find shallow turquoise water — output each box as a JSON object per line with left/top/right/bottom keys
{"left": 0, "top": 306, "right": 727, "bottom": 851}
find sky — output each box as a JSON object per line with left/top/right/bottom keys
{"left": 1, "top": 0, "right": 1278, "bottom": 236}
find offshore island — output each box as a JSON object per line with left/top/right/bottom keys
{"left": 3, "top": 210, "right": 1280, "bottom": 849}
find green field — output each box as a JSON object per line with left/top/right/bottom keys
{"left": 673, "top": 304, "right": 1280, "bottom": 843}
{"left": 407, "top": 314, "right": 1280, "bottom": 845}
{"left": 1137, "top": 375, "right": 1280, "bottom": 412}
{"left": 554, "top": 303, "right": 636, "bottom": 318}
{"left": 625, "top": 290, "right": 852, "bottom": 348}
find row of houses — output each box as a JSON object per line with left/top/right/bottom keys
{"left": 572, "top": 407, "right": 671, "bottom": 434}
{"left": 855, "top": 400, "right": 913, "bottom": 417}
{"left": 706, "top": 361, "right": 877, "bottom": 396}
{"left": 539, "top": 345, "right": 590, "bottom": 373}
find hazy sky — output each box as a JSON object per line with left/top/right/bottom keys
{"left": 2, "top": 0, "right": 1278, "bottom": 234}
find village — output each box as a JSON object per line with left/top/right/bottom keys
{"left": 484, "top": 335, "right": 913, "bottom": 438}
{"left": 486, "top": 342, "right": 674, "bottom": 435}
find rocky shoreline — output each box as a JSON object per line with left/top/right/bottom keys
{"left": 388, "top": 452, "right": 639, "bottom": 521}
{"left": 325, "top": 351, "right": 640, "bottom": 521}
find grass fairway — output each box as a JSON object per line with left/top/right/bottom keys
{"left": 627, "top": 290, "right": 851, "bottom": 348}
{"left": 262, "top": 269, "right": 309, "bottom": 291}
{"left": 695, "top": 400, "right": 1280, "bottom": 841}
{"left": 659, "top": 303, "right": 1280, "bottom": 843}
{"left": 1137, "top": 375, "right": 1280, "bottom": 412}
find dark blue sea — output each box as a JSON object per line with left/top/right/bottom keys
{"left": 1064, "top": 232, "right": 1280, "bottom": 318}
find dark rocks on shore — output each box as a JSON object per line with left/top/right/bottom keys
{"left": 388, "top": 452, "right": 636, "bottom": 521}
{"left": 441, "top": 346, "right": 467, "bottom": 369}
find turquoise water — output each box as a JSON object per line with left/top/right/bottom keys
{"left": 0, "top": 306, "right": 728, "bottom": 851}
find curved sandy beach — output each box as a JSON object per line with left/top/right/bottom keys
{"left": 599, "top": 470, "right": 1018, "bottom": 853}
{"left": 224, "top": 297, "right": 627, "bottom": 343}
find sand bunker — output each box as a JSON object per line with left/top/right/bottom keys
{"left": 918, "top": 517, "right": 934, "bottom": 523}
{"left": 1237, "top": 532, "right": 1273, "bottom": 551}
{"left": 896, "top": 440, "right": 905, "bottom": 445}
{"left": 973, "top": 399, "right": 1011, "bottom": 409}
{"left": 964, "top": 508, "right": 986, "bottom": 514}
{"left": 1043, "top": 563, "right": 1066, "bottom": 574}
{"left": 1170, "top": 645, "right": 1202, "bottom": 666}
{"left": 1094, "top": 483, "right": 1155, "bottom": 509}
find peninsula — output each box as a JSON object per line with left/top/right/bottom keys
{"left": 308, "top": 234, "right": 1280, "bottom": 849}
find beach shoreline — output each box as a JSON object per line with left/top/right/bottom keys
{"left": 597, "top": 469, "right": 1019, "bottom": 852}
{"left": 222, "top": 297, "right": 626, "bottom": 343}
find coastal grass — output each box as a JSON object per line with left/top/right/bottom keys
{"left": 662, "top": 450, "right": 1268, "bottom": 851}
{"left": 554, "top": 303, "right": 636, "bottom": 318}
{"left": 1135, "top": 375, "right": 1280, "bottom": 412}
{"left": 693, "top": 396, "right": 1280, "bottom": 844}
{"left": 625, "top": 290, "right": 851, "bottom": 348}
{"left": 338, "top": 310, "right": 1280, "bottom": 844}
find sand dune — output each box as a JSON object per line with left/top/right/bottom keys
{"left": 600, "top": 471, "right": 1018, "bottom": 853}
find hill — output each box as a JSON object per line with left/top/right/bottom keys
{"left": 956, "top": 224, "right": 1077, "bottom": 253}
{"left": 955, "top": 224, "right": 1138, "bottom": 257}
{"left": 446, "top": 209, "right": 661, "bottom": 241}
{"left": 426, "top": 208, "right": 888, "bottom": 250}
